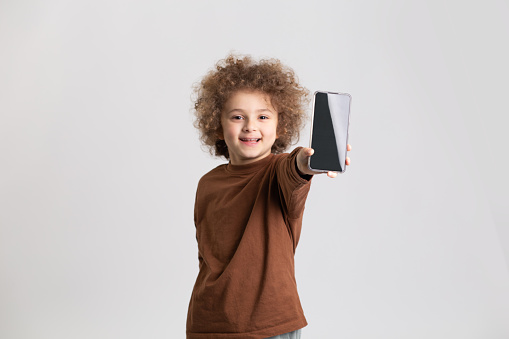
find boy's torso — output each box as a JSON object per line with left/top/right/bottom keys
{"left": 187, "top": 149, "right": 311, "bottom": 339}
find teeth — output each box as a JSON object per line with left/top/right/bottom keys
{"left": 242, "top": 138, "right": 259, "bottom": 141}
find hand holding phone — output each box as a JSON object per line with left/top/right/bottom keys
{"left": 308, "top": 91, "right": 351, "bottom": 173}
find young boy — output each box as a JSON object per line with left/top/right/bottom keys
{"left": 187, "top": 55, "right": 351, "bottom": 339}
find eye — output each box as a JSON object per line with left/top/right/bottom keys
{"left": 259, "top": 115, "right": 269, "bottom": 120}
{"left": 232, "top": 115, "right": 244, "bottom": 120}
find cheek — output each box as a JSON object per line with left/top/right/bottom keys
{"left": 269, "top": 122, "right": 279, "bottom": 138}
{"left": 221, "top": 123, "right": 238, "bottom": 140}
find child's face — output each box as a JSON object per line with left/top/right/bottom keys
{"left": 220, "top": 90, "right": 278, "bottom": 165}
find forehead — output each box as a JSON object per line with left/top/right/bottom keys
{"left": 223, "top": 90, "right": 275, "bottom": 111}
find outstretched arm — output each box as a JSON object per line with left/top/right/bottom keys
{"left": 296, "top": 144, "right": 352, "bottom": 178}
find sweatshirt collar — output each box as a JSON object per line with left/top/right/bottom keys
{"left": 225, "top": 154, "right": 274, "bottom": 175}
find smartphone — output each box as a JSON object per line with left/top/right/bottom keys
{"left": 308, "top": 91, "right": 351, "bottom": 173}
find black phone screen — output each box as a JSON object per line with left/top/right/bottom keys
{"left": 309, "top": 91, "right": 351, "bottom": 172}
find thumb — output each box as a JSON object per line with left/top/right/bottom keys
{"left": 300, "top": 147, "right": 314, "bottom": 158}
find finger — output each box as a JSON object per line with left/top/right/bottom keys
{"left": 304, "top": 147, "right": 314, "bottom": 156}
{"left": 327, "top": 171, "right": 338, "bottom": 178}
{"left": 347, "top": 144, "right": 352, "bottom": 151}
{"left": 298, "top": 148, "right": 314, "bottom": 162}
{"left": 345, "top": 157, "right": 350, "bottom": 166}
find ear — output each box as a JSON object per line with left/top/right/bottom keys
{"left": 276, "top": 115, "right": 283, "bottom": 139}
{"left": 276, "top": 125, "right": 285, "bottom": 139}
{"left": 217, "top": 130, "right": 224, "bottom": 140}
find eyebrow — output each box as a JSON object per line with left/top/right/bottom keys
{"left": 226, "top": 108, "right": 274, "bottom": 114}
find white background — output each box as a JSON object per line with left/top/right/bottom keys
{"left": 1, "top": 0, "right": 508, "bottom": 338}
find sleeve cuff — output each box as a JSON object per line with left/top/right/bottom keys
{"left": 288, "top": 147, "right": 313, "bottom": 186}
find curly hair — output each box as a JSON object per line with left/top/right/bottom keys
{"left": 193, "top": 54, "right": 310, "bottom": 159}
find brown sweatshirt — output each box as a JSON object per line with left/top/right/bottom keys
{"left": 186, "top": 148, "right": 312, "bottom": 339}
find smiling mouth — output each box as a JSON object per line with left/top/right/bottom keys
{"left": 240, "top": 138, "right": 261, "bottom": 142}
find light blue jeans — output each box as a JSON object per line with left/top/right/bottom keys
{"left": 265, "top": 329, "right": 302, "bottom": 339}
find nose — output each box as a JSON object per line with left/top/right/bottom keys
{"left": 243, "top": 118, "right": 257, "bottom": 132}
